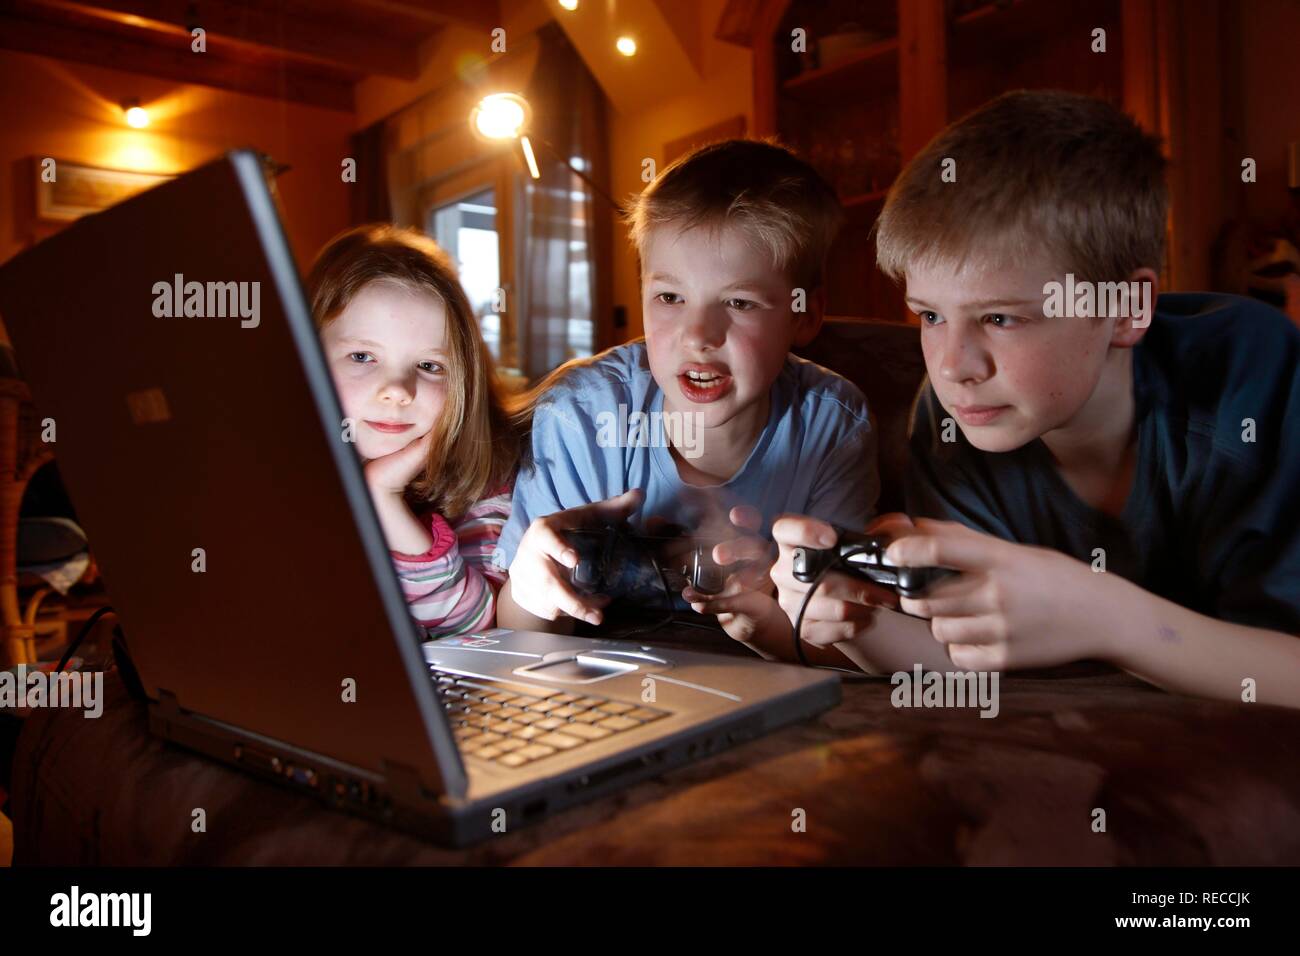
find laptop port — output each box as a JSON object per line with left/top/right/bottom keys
{"left": 566, "top": 751, "right": 666, "bottom": 793}
{"left": 233, "top": 743, "right": 281, "bottom": 775}
{"left": 286, "top": 765, "right": 318, "bottom": 788}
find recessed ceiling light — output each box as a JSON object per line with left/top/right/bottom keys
{"left": 558, "top": 0, "right": 578, "bottom": 10}
{"left": 122, "top": 100, "right": 149, "bottom": 128}
{"left": 616, "top": 36, "right": 637, "bottom": 57}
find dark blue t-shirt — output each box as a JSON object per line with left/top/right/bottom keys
{"left": 905, "top": 292, "right": 1300, "bottom": 634}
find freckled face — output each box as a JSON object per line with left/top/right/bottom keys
{"left": 906, "top": 251, "right": 1113, "bottom": 452}
{"left": 320, "top": 281, "right": 449, "bottom": 460}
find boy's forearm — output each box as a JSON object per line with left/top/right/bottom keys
{"left": 837, "top": 608, "right": 954, "bottom": 675}
{"left": 1097, "top": 575, "right": 1300, "bottom": 708}
{"left": 750, "top": 607, "right": 947, "bottom": 674}
{"left": 496, "top": 579, "right": 574, "bottom": 635}
{"left": 736, "top": 623, "right": 859, "bottom": 668}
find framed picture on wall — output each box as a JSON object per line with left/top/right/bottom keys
{"left": 32, "top": 158, "right": 174, "bottom": 222}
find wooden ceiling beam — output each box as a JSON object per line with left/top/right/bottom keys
{"left": 21, "top": 0, "right": 422, "bottom": 79}
{"left": 334, "top": 0, "right": 502, "bottom": 35}
{"left": 0, "top": 9, "right": 355, "bottom": 111}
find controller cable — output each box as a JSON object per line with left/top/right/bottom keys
{"left": 573, "top": 531, "right": 723, "bottom": 640}
{"left": 791, "top": 544, "right": 881, "bottom": 682}
{"left": 616, "top": 553, "right": 724, "bottom": 640}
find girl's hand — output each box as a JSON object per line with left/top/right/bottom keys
{"left": 363, "top": 429, "right": 434, "bottom": 496}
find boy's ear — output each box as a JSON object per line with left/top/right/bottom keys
{"left": 791, "top": 284, "right": 826, "bottom": 347}
{"left": 1110, "top": 267, "right": 1159, "bottom": 349}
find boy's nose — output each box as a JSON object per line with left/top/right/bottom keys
{"left": 937, "top": 325, "right": 992, "bottom": 384}
{"left": 681, "top": 306, "right": 727, "bottom": 351}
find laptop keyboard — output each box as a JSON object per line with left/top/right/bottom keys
{"left": 430, "top": 667, "right": 670, "bottom": 768}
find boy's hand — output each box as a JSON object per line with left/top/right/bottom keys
{"left": 683, "top": 576, "right": 791, "bottom": 660}
{"left": 508, "top": 489, "right": 644, "bottom": 626}
{"left": 711, "top": 505, "right": 778, "bottom": 590}
{"left": 770, "top": 515, "right": 899, "bottom": 649}
{"left": 363, "top": 429, "right": 434, "bottom": 495}
{"left": 683, "top": 506, "right": 786, "bottom": 654}
{"left": 884, "top": 519, "right": 1107, "bottom": 670}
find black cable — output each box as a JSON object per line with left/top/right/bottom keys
{"left": 612, "top": 553, "right": 678, "bottom": 640}
{"left": 610, "top": 547, "right": 734, "bottom": 640}
{"left": 791, "top": 545, "right": 881, "bottom": 681}
{"left": 110, "top": 623, "right": 147, "bottom": 701}
{"left": 56, "top": 604, "right": 115, "bottom": 673}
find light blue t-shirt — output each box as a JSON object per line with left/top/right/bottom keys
{"left": 492, "top": 341, "right": 878, "bottom": 570}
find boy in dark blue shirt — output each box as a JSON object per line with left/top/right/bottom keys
{"left": 905, "top": 291, "right": 1300, "bottom": 639}
{"left": 708, "top": 91, "right": 1300, "bottom": 707}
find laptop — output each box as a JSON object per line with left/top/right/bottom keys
{"left": 0, "top": 151, "right": 840, "bottom": 847}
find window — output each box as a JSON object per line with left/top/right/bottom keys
{"left": 429, "top": 188, "right": 506, "bottom": 364}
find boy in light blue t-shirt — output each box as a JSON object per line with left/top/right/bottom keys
{"left": 494, "top": 140, "right": 878, "bottom": 646}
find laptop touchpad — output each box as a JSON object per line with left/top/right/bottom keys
{"left": 518, "top": 655, "right": 638, "bottom": 683}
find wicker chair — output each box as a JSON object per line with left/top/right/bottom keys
{"left": 0, "top": 350, "right": 63, "bottom": 666}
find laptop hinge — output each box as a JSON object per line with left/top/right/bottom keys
{"left": 150, "top": 688, "right": 184, "bottom": 738}
{"left": 383, "top": 759, "right": 439, "bottom": 805}
{"left": 156, "top": 688, "right": 182, "bottom": 716}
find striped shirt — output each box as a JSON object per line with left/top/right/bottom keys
{"left": 390, "top": 483, "right": 512, "bottom": 637}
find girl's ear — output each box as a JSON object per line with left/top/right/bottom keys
{"left": 792, "top": 284, "right": 826, "bottom": 347}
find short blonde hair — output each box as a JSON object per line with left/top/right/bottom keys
{"left": 624, "top": 138, "right": 844, "bottom": 290}
{"left": 875, "top": 90, "right": 1168, "bottom": 284}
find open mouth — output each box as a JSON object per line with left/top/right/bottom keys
{"left": 677, "top": 366, "right": 733, "bottom": 404}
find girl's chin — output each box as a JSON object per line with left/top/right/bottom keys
{"left": 356, "top": 437, "right": 400, "bottom": 459}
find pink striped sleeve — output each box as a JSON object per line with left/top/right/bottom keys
{"left": 390, "top": 511, "right": 494, "bottom": 638}
{"left": 388, "top": 483, "right": 513, "bottom": 638}
{"left": 453, "top": 483, "right": 513, "bottom": 593}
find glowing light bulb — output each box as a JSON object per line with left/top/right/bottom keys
{"left": 124, "top": 105, "right": 149, "bottom": 128}
{"left": 471, "top": 93, "right": 529, "bottom": 140}
{"left": 616, "top": 36, "right": 637, "bottom": 57}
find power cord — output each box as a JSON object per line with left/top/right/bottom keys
{"left": 56, "top": 604, "right": 115, "bottom": 672}
{"left": 55, "top": 604, "right": 147, "bottom": 701}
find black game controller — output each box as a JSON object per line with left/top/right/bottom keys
{"left": 563, "top": 525, "right": 729, "bottom": 604}
{"left": 791, "top": 529, "right": 957, "bottom": 599}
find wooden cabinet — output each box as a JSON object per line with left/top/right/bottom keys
{"left": 748, "top": 0, "right": 1222, "bottom": 321}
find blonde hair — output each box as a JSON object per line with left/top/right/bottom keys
{"left": 623, "top": 138, "right": 844, "bottom": 289}
{"left": 875, "top": 90, "right": 1168, "bottom": 284}
{"left": 306, "top": 224, "right": 519, "bottom": 520}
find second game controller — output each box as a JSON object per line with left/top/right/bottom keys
{"left": 791, "top": 529, "right": 957, "bottom": 599}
